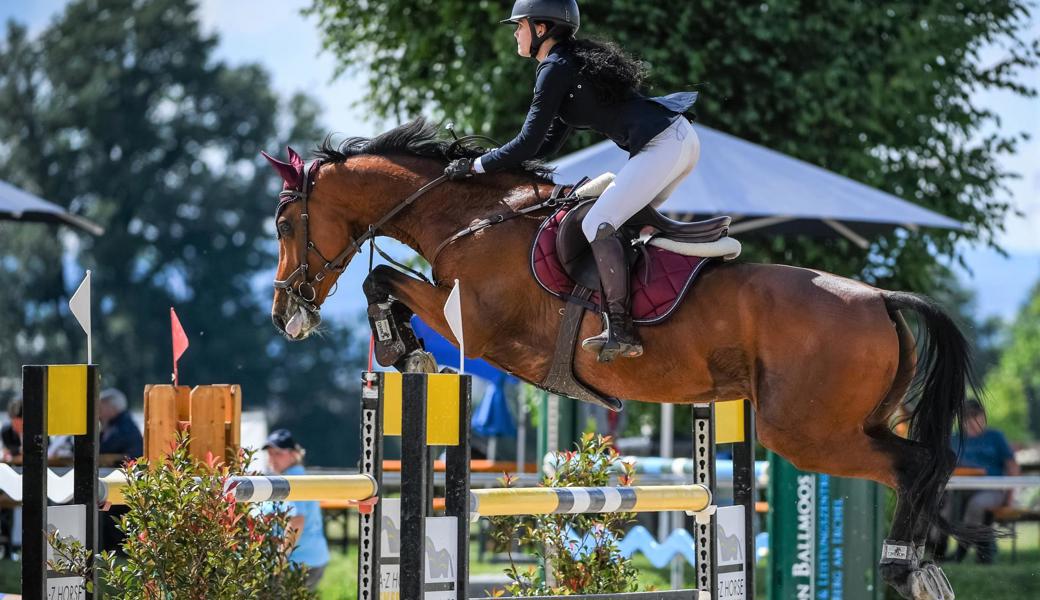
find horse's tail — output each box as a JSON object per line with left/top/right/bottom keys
{"left": 882, "top": 291, "right": 988, "bottom": 542}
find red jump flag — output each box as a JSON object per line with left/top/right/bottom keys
{"left": 170, "top": 307, "right": 190, "bottom": 385}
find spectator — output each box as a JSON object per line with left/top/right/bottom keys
{"left": 1, "top": 398, "right": 22, "bottom": 462}
{"left": 99, "top": 388, "right": 143, "bottom": 460}
{"left": 98, "top": 388, "right": 143, "bottom": 554}
{"left": 945, "top": 400, "right": 1020, "bottom": 563}
{"left": 263, "top": 429, "right": 329, "bottom": 591}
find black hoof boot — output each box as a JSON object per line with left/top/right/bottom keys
{"left": 367, "top": 300, "right": 420, "bottom": 367}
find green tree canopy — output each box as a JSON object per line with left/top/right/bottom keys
{"left": 984, "top": 280, "right": 1040, "bottom": 442}
{"left": 0, "top": 0, "right": 366, "bottom": 465}
{"left": 309, "top": 0, "right": 1038, "bottom": 291}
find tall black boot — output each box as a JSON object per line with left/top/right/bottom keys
{"left": 581, "top": 223, "right": 643, "bottom": 362}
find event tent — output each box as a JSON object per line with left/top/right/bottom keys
{"left": 551, "top": 125, "right": 961, "bottom": 248}
{"left": 0, "top": 179, "right": 104, "bottom": 235}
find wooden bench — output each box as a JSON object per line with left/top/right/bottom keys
{"left": 990, "top": 506, "right": 1040, "bottom": 563}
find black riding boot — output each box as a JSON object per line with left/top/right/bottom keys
{"left": 581, "top": 223, "right": 643, "bottom": 362}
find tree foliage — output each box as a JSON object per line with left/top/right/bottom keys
{"left": 0, "top": 0, "right": 366, "bottom": 466}
{"left": 309, "top": 0, "right": 1039, "bottom": 291}
{"left": 984, "top": 280, "right": 1040, "bottom": 442}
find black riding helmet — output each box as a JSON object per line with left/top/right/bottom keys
{"left": 502, "top": 0, "right": 580, "bottom": 57}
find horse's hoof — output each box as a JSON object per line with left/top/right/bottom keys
{"left": 907, "top": 564, "right": 954, "bottom": 600}
{"left": 399, "top": 350, "right": 437, "bottom": 374}
{"left": 923, "top": 563, "right": 954, "bottom": 599}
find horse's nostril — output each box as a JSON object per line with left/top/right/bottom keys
{"left": 272, "top": 314, "right": 286, "bottom": 331}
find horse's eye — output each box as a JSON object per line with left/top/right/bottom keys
{"left": 277, "top": 220, "right": 292, "bottom": 237}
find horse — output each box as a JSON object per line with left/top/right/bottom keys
{"left": 264, "top": 118, "right": 981, "bottom": 600}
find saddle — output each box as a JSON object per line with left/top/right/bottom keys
{"left": 532, "top": 173, "right": 742, "bottom": 412}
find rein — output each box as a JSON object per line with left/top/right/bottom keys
{"left": 275, "top": 159, "right": 584, "bottom": 309}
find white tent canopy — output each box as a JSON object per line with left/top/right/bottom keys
{"left": 551, "top": 125, "right": 961, "bottom": 248}
{"left": 0, "top": 179, "right": 104, "bottom": 235}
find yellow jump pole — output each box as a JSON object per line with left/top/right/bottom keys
{"left": 469, "top": 484, "right": 711, "bottom": 518}
{"left": 100, "top": 473, "right": 378, "bottom": 505}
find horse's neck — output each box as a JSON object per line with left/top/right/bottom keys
{"left": 390, "top": 174, "right": 556, "bottom": 267}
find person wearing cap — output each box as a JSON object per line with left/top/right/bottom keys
{"left": 443, "top": 0, "right": 702, "bottom": 363}
{"left": 263, "top": 429, "right": 329, "bottom": 590}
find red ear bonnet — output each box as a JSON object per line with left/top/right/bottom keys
{"left": 261, "top": 149, "right": 303, "bottom": 190}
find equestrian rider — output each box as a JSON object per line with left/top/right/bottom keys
{"left": 444, "top": 0, "right": 701, "bottom": 363}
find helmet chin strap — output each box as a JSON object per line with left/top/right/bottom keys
{"left": 527, "top": 19, "right": 553, "bottom": 58}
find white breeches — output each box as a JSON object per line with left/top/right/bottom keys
{"left": 582, "top": 117, "right": 701, "bottom": 241}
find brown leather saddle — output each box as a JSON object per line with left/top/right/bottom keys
{"left": 556, "top": 199, "right": 731, "bottom": 290}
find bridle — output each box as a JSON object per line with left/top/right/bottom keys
{"left": 273, "top": 159, "right": 448, "bottom": 312}
{"left": 274, "top": 147, "right": 579, "bottom": 313}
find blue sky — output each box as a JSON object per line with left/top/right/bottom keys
{"left": 3, "top": 0, "right": 1038, "bottom": 322}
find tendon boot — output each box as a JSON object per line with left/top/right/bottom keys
{"left": 581, "top": 223, "right": 643, "bottom": 362}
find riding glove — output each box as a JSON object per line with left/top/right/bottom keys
{"left": 444, "top": 158, "right": 475, "bottom": 181}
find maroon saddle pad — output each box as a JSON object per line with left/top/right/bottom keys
{"left": 530, "top": 206, "right": 714, "bottom": 325}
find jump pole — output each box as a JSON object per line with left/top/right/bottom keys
{"left": 99, "top": 473, "right": 378, "bottom": 505}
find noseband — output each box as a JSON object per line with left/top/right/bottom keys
{"left": 273, "top": 160, "right": 448, "bottom": 312}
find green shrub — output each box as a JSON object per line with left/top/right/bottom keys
{"left": 487, "top": 433, "right": 642, "bottom": 596}
{"left": 49, "top": 435, "right": 315, "bottom": 600}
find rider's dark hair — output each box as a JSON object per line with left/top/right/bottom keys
{"left": 535, "top": 24, "right": 647, "bottom": 105}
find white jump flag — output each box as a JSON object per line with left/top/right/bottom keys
{"left": 69, "top": 270, "right": 93, "bottom": 364}
{"left": 443, "top": 279, "right": 464, "bottom": 375}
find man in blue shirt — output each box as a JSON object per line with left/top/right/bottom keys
{"left": 945, "top": 400, "right": 1020, "bottom": 563}
{"left": 263, "top": 429, "right": 330, "bottom": 590}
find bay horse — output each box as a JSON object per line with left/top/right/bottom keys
{"left": 264, "top": 119, "right": 981, "bottom": 600}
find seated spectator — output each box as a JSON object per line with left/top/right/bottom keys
{"left": 944, "top": 400, "right": 1020, "bottom": 563}
{"left": 0, "top": 398, "right": 22, "bottom": 555}
{"left": 98, "top": 388, "right": 143, "bottom": 554}
{"left": 99, "top": 388, "right": 143, "bottom": 461}
{"left": 263, "top": 429, "right": 329, "bottom": 591}
{"left": 1, "top": 399, "right": 22, "bottom": 462}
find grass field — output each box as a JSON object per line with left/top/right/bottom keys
{"left": 1, "top": 523, "right": 1035, "bottom": 597}
{"left": 314, "top": 523, "right": 1040, "bottom": 599}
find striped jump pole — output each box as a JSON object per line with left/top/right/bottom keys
{"left": 468, "top": 484, "right": 711, "bottom": 518}
{"left": 99, "top": 473, "right": 378, "bottom": 505}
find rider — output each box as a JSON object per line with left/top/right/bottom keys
{"left": 445, "top": 0, "right": 701, "bottom": 362}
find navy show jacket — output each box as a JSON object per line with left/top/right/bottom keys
{"left": 479, "top": 43, "right": 698, "bottom": 173}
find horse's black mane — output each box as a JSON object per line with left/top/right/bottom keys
{"left": 314, "top": 118, "right": 554, "bottom": 181}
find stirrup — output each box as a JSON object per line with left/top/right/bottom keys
{"left": 581, "top": 314, "right": 643, "bottom": 363}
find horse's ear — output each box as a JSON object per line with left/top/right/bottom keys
{"left": 261, "top": 150, "right": 299, "bottom": 187}
{"left": 286, "top": 146, "right": 304, "bottom": 170}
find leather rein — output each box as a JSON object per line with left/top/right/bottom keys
{"left": 274, "top": 159, "right": 583, "bottom": 311}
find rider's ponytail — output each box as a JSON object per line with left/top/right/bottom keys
{"left": 563, "top": 38, "right": 647, "bottom": 105}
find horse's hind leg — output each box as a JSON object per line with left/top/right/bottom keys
{"left": 868, "top": 312, "right": 956, "bottom": 600}
{"left": 756, "top": 315, "right": 953, "bottom": 600}
{"left": 867, "top": 429, "right": 956, "bottom": 600}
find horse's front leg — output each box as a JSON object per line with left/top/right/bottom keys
{"left": 362, "top": 265, "right": 446, "bottom": 373}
